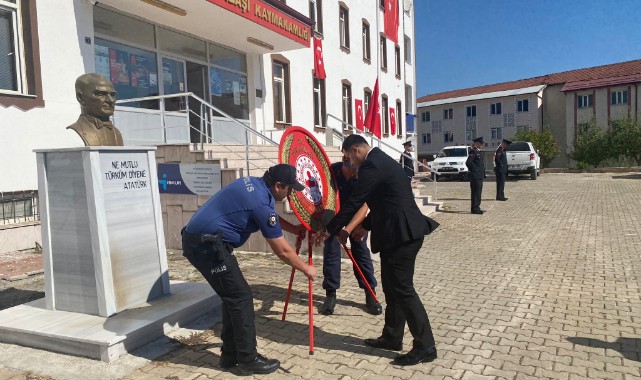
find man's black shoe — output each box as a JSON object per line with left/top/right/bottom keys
{"left": 218, "top": 354, "right": 237, "bottom": 369}
{"left": 365, "top": 293, "right": 383, "bottom": 315}
{"left": 320, "top": 295, "right": 336, "bottom": 315}
{"left": 236, "top": 354, "right": 280, "bottom": 375}
{"left": 471, "top": 210, "right": 484, "bottom": 215}
{"left": 364, "top": 336, "right": 403, "bottom": 351}
{"left": 392, "top": 346, "right": 437, "bottom": 366}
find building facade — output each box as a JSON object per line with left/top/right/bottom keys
{"left": 1, "top": 0, "right": 417, "bottom": 245}
{"left": 416, "top": 60, "right": 641, "bottom": 167}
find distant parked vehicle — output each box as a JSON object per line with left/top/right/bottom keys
{"left": 430, "top": 145, "right": 474, "bottom": 181}
{"left": 504, "top": 141, "right": 541, "bottom": 180}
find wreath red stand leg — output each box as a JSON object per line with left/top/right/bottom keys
{"left": 341, "top": 244, "right": 379, "bottom": 303}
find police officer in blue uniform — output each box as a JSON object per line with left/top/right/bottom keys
{"left": 182, "top": 164, "right": 316, "bottom": 375}
{"left": 466, "top": 136, "right": 486, "bottom": 214}
{"left": 494, "top": 139, "right": 511, "bottom": 201}
{"left": 321, "top": 157, "right": 382, "bottom": 316}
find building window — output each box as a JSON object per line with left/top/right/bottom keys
{"left": 313, "top": 77, "right": 326, "bottom": 128}
{"left": 421, "top": 111, "right": 431, "bottom": 122}
{"left": 309, "top": 0, "right": 323, "bottom": 34}
{"left": 396, "top": 101, "right": 402, "bottom": 135}
{"left": 362, "top": 21, "right": 370, "bottom": 61}
{"left": 517, "top": 99, "right": 529, "bottom": 112}
{"left": 577, "top": 95, "right": 593, "bottom": 108}
{"left": 0, "top": 0, "right": 43, "bottom": 108}
{"left": 444, "top": 131, "right": 454, "bottom": 142}
{"left": 491, "top": 127, "right": 503, "bottom": 140}
{"left": 364, "top": 88, "right": 372, "bottom": 114}
{"left": 443, "top": 108, "right": 453, "bottom": 120}
{"left": 1, "top": 190, "right": 39, "bottom": 225}
{"left": 466, "top": 105, "right": 476, "bottom": 117}
{"left": 272, "top": 59, "right": 290, "bottom": 126}
{"left": 380, "top": 35, "right": 387, "bottom": 70}
{"left": 490, "top": 102, "right": 502, "bottom": 115}
{"left": 422, "top": 133, "right": 431, "bottom": 144}
{"left": 339, "top": 5, "right": 350, "bottom": 50}
{"left": 342, "top": 82, "right": 352, "bottom": 128}
{"left": 466, "top": 130, "right": 477, "bottom": 141}
{"left": 405, "top": 84, "right": 412, "bottom": 113}
{"left": 404, "top": 35, "right": 411, "bottom": 64}
{"left": 516, "top": 125, "right": 529, "bottom": 133}
{"left": 611, "top": 90, "right": 627, "bottom": 105}
{"left": 394, "top": 45, "right": 401, "bottom": 77}
{"left": 382, "top": 95, "right": 389, "bottom": 134}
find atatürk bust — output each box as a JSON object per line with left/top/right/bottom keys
{"left": 67, "top": 73, "right": 124, "bottom": 146}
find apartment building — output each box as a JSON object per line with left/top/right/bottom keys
{"left": 416, "top": 59, "right": 641, "bottom": 167}
{"left": 1, "top": 0, "right": 417, "bottom": 252}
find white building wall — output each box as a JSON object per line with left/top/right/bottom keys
{"left": 2, "top": 0, "right": 93, "bottom": 192}
{"left": 260, "top": 0, "right": 414, "bottom": 158}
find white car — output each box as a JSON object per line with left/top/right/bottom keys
{"left": 430, "top": 146, "right": 474, "bottom": 181}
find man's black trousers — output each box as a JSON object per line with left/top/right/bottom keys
{"left": 470, "top": 178, "right": 483, "bottom": 212}
{"left": 322, "top": 233, "right": 377, "bottom": 292}
{"left": 380, "top": 238, "right": 435, "bottom": 349}
{"left": 182, "top": 237, "right": 257, "bottom": 363}
{"left": 495, "top": 171, "right": 506, "bottom": 199}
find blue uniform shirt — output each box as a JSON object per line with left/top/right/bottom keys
{"left": 185, "top": 176, "right": 283, "bottom": 247}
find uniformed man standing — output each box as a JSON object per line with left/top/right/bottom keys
{"left": 399, "top": 141, "right": 415, "bottom": 180}
{"left": 494, "top": 139, "right": 511, "bottom": 201}
{"left": 182, "top": 164, "right": 316, "bottom": 375}
{"left": 466, "top": 137, "right": 486, "bottom": 214}
{"left": 321, "top": 156, "right": 382, "bottom": 316}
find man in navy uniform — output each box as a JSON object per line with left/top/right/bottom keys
{"left": 316, "top": 134, "right": 438, "bottom": 366}
{"left": 321, "top": 156, "right": 382, "bottom": 316}
{"left": 466, "top": 136, "right": 486, "bottom": 214}
{"left": 399, "top": 140, "right": 415, "bottom": 180}
{"left": 182, "top": 164, "right": 316, "bottom": 375}
{"left": 494, "top": 139, "right": 511, "bottom": 201}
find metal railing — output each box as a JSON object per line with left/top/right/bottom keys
{"left": 115, "top": 92, "right": 280, "bottom": 176}
{"left": 0, "top": 191, "right": 39, "bottom": 225}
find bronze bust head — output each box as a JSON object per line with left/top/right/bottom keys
{"left": 67, "top": 73, "right": 124, "bottom": 146}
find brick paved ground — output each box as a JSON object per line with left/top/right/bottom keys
{"left": 1, "top": 172, "right": 641, "bottom": 379}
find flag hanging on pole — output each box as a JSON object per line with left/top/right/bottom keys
{"left": 355, "top": 99, "right": 364, "bottom": 131}
{"left": 313, "top": 36, "right": 326, "bottom": 79}
{"left": 389, "top": 107, "right": 396, "bottom": 136}
{"left": 363, "top": 77, "right": 381, "bottom": 139}
{"left": 384, "top": 0, "right": 399, "bottom": 44}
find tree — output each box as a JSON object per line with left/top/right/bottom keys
{"left": 609, "top": 117, "right": 641, "bottom": 165}
{"left": 570, "top": 120, "right": 611, "bottom": 168}
{"left": 513, "top": 126, "right": 561, "bottom": 168}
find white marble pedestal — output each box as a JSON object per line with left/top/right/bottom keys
{"left": 35, "top": 147, "right": 169, "bottom": 317}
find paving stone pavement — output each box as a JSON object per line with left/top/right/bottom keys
{"left": 1, "top": 172, "right": 641, "bottom": 379}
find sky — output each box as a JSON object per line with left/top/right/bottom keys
{"left": 414, "top": 0, "right": 641, "bottom": 97}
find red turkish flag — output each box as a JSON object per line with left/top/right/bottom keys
{"left": 363, "top": 77, "right": 381, "bottom": 139}
{"left": 355, "top": 99, "right": 364, "bottom": 131}
{"left": 313, "top": 36, "right": 326, "bottom": 79}
{"left": 389, "top": 107, "right": 396, "bottom": 136}
{"left": 384, "top": 0, "right": 399, "bottom": 44}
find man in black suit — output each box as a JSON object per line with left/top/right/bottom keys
{"left": 316, "top": 134, "right": 437, "bottom": 366}
{"left": 494, "top": 139, "right": 511, "bottom": 201}
{"left": 466, "top": 136, "right": 485, "bottom": 214}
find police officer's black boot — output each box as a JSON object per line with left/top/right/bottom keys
{"left": 365, "top": 290, "right": 383, "bottom": 315}
{"left": 321, "top": 290, "right": 336, "bottom": 315}
{"left": 236, "top": 353, "right": 280, "bottom": 375}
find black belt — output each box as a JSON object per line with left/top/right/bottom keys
{"left": 182, "top": 229, "right": 234, "bottom": 253}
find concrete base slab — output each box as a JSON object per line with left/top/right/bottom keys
{"left": 0, "top": 281, "right": 220, "bottom": 362}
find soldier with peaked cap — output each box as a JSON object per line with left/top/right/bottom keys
{"left": 400, "top": 140, "right": 415, "bottom": 180}
{"left": 466, "top": 136, "right": 486, "bottom": 214}
{"left": 494, "top": 139, "right": 512, "bottom": 201}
